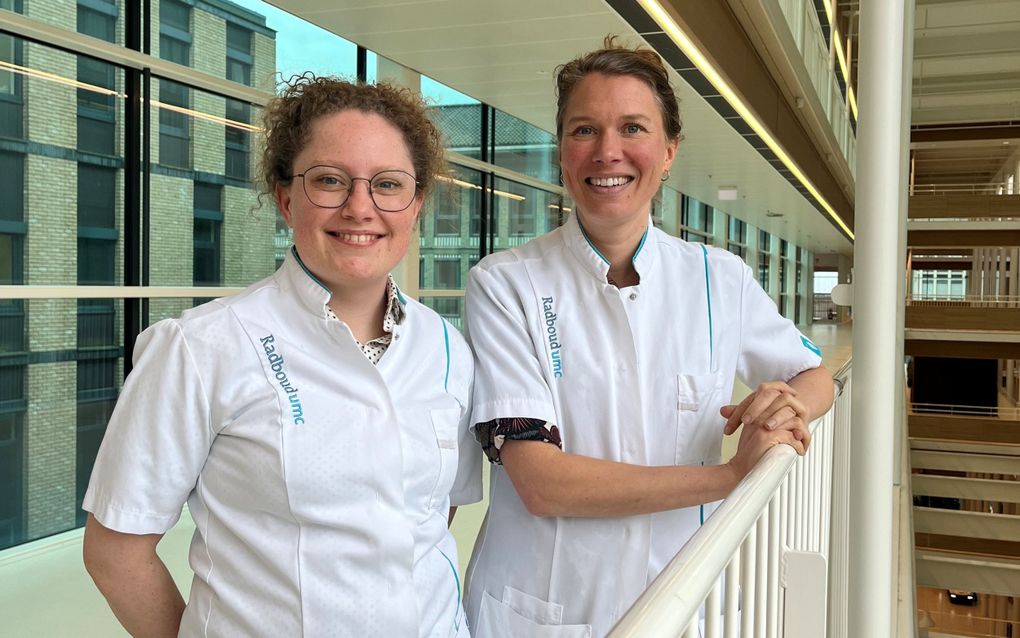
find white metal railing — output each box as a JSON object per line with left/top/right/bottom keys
{"left": 907, "top": 294, "right": 1020, "bottom": 307}
{"left": 911, "top": 402, "right": 1020, "bottom": 420}
{"left": 775, "top": 0, "right": 856, "bottom": 175}
{"left": 609, "top": 363, "right": 852, "bottom": 637}
{"left": 911, "top": 183, "right": 1007, "bottom": 195}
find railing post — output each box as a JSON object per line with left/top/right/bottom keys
{"left": 851, "top": 1, "right": 908, "bottom": 636}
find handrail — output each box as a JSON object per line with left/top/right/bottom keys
{"left": 911, "top": 402, "right": 1019, "bottom": 419}
{"left": 911, "top": 183, "right": 1007, "bottom": 195}
{"left": 907, "top": 294, "right": 1020, "bottom": 306}
{"left": 609, "top": 364, "right": 851, "bottom": 637}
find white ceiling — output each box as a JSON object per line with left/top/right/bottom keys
{"left": 269, "top": 0, "right": 854, "bottom": 255}
{"left": 913, "top": 0, "right": 1020, "bottom": 126}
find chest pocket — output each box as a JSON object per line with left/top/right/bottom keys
{"left": 428, "top": 407, "right": 461, "bottom": 510}
{"left": 675, "top": 372, "right": 723, "bottom": 465}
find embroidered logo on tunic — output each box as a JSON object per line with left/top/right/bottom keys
{"left": 541, "top": 296, "right": 563, "bottom": 379}
{"left": 259, "top": 334, "right": 305, "bottom": 425}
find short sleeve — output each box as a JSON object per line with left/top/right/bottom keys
{"left": 736, "top": 263, "right": 823, "bottom": 387}
{"left": 464, "top": 264, "right": 558, "bottom": 428}
{"left": 82, "top": 319, "right": 216, "bottom": 535}
{"left": 475, "top": 418, "right": 563, "bottom": 465}
{"left": 447, "top": 333, "right": 482, "bottom": 506}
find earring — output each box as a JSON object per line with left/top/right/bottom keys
{"left": 660, "top": 170, "right": 670, "bottom": 182}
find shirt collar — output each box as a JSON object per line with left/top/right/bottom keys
{"left": 280, "top": 246, "right": 333, "bottom": 318}
{"left": 281, "top": 246, "right": 408, "bottom": 324}
{"left": 381, "top": 275, "right": 406, "bottom": 329}
{"left": 562, "top": 213, "right": 658, "bottom": 283}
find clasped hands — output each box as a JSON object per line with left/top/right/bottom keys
{"left": 720, "top": 381, "right": 811, "bottom": 457}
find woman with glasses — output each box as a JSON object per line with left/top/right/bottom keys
{"left": 82, "top": 76, "right": 480, "bottom": 637}
{"left": 462, "top": 38, "right": 834, "bottom": 637}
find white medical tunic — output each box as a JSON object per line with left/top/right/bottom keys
{"left": 463, "top": 214, "right": 822, "bottom": 638}
{"left": 84, "top": 249, "right": 481, "bottom": 638}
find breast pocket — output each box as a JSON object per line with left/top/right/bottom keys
{"left": 429, "top": 407, "right": 461, "bottom": 510}
{"left": 675, "top": 372, "right": 723, "bottom": 465}
{"left": 477, "top": 589, "right": 592, "bottom": 638}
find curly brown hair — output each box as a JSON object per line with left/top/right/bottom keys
{"left": 555, "top": 35, "right": 682, "bottom": 143}
{"left": 259, "top": 73, "right": 446, "bottom": 208}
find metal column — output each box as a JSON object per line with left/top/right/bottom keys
{"left": 849, "top": 1, "right": 909, "bottom": 636}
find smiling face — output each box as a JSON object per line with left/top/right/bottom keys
{"left": 559, "top": 73, "right": 678, "bottom": 233}
{"left": 275, "top": 109, "right": 421, "bottom": 296}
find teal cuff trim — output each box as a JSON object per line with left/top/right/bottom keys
{"left": 801, "top": 335, "right": 822, "bottom": 356}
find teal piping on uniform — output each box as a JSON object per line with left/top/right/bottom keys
{"left": 290, "top": 247, "right": 330, "bottom": 293}
{"left": 395, "top": 285, "right": 408, "bottom": 306}
{"left": 442, "top": 321, "right": 451, "bottom": 391}
{"left": 576, "top": 218, "right": 611, "bottom": 266}
{"left": 700, "top": 245, "right": 714, "bottom": 368}
{"left": 700, "top": 461, "right": 706, "bottom": 525}
{"left": 437, "top": 547, "right": 462, "bottom": 631}
{"left": 631, "top": 226, "right": 649, "bottom": 263}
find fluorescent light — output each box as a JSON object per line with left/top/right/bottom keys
{"left": 636, "top": 0, "right": 854, "bottom": 240}
{"left": 435, "top": 175, "right": 525, "bottom": 201}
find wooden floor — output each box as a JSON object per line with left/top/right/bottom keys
{"left": 916, "top": 586, "right": 1019, "bottom": 638}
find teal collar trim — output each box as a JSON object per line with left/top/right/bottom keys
{"left": 280, "top": 247, "right": 332, "bottom": 318}
{"left": 576, "top": 216, "right": 611, "bottom": 266}
{"left": 291, "top": 246, "right": 330, "bottom": 294}
{"left": 631, "top": 226, "right": 649, "bottom": 263}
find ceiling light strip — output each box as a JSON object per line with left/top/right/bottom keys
{"left": 833, "top": 28, "right": 850, "bottom": 84}
{"left": 0, "top": 60, "right": 261, "bottom": 132}
{"left": 832, "top": 27, "right": 858, "bottom": 121}
{"left": 637, "top": 0, "right": 854, "bottom": 239}
{"left": 823, "top": 0, "right": 835, "bottom": 27}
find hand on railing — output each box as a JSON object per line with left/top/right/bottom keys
{"left": 721, "top": 380, "right": 812, "bottom": 450}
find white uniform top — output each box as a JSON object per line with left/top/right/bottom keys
{"left": 463, "top": 214, "right": 822, "bottom": 638}
{"left": 84, "top": 249, "right": 481, "bottom": 638}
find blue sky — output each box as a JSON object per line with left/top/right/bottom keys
{"left": 229, "top": 0, "right": 476, "bottom": 105}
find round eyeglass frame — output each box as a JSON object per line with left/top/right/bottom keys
{"left": 289, "top": 166, "right": 421, "bottom": 213}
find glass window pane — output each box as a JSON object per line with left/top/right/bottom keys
{"left": 218, "top": 0, "right": 356, "bottom": 85}
{"left": 0, "top": 293, "right": 125, "bottom": 546}
{"left": 158, "top": 78, "right": 191, "bottom": 169}
{"left": 160, "top": 0, "right": 190, "bottom": 33}
{"left": 158, "top": 0, "right": 191, "bottom": 67}
{"left": 78, "top": 164, "right": 117, "bottom": 228}
{"left": 493, "top": 109, "right": 557, "bottom": 183}
{"left": 421, "top": 165, "right": 481, "bottom": 293}
{"left": 147, "top": 83, "right": 273, "bottom": 321}
{"left": 226, "top": 24, "right": 251, "bottom": 55}
{"left": 77, "top": 5, "right": 117, "bottom": 43}
{"left": 423, "top": 75, "right": 481, "bottom": 160}
{"left": 7, "top": 0, "right": 122, "bottom": 47}
{"left": 490, "top": 177, "right": 563, "bottom": 253}
{"left": 0, "top": 152, "right": 24, "bottom": 222}
{"left": 433, "top": 259, "right": 461, "bottom": 290}
{"left": 419, "top": 296, "right": 464, "bottom": 332}
{"left": 0, "top": 411, "right": 25, "bottom": 548}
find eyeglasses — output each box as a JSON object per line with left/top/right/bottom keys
{"left": 289, "top": 165, "right": 420, "bottom": 212}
